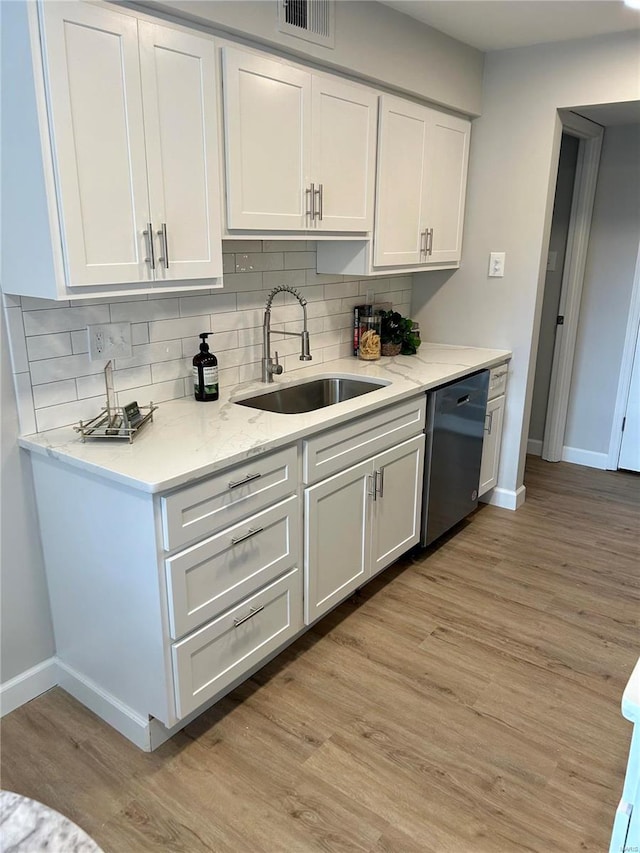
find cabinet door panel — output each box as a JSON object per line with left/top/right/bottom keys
{"left": 373, "top": 96, "right": 429, "bottom": 267}
{"left": 425, "top": 111, "right": 470, "bottom": 264}
{"left": 40, "top": 2, "right": 150, "bottom": 285}
{"left": 304, "top": 460, "right": 371, "bottom": 624}
{"left": 311, "top": 78, "right": 377, "bottom": 231}
{"left": 371, "top": 434, "right": 424, "bottom": 576}
{"left": 223, "top": 48, "right": 311, "bottom": 230}
{"left": 139, "top": 23, "right": 222, "bottom": 281}
{"left": 479, "top": 395, "right": 505, "bottom": 496}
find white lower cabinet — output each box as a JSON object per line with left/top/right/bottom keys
{"left": 304, "top": 433, "right": 425, "bottom": 624}
{"left": 479, "top": 362, "right": 509, "bottom": 497}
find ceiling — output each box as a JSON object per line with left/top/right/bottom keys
{"left": 379, "top": 1, "right": 640, "bottom": 52}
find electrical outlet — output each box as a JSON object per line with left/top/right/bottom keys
{"left": 488, "top": 252, "right": 506, "bottom": 277}
{"left": 88, "top": 323, "right": 132, "bottom": 362}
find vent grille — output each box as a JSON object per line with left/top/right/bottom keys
{"left": 278, "top": 0, "right": 335, "bottom": 48}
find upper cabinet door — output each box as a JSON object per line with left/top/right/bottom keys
{"left": 373, "top": 95, "right": 430, "bottom": 267}
{"left": 310, "top": 78, "right": 377, "bottom": 232}
{"left": 138, "top": 23, "right": 222, "bottom": 281}
{"left": 223, "top": 48, "right": 312, "bottom": 230}
{"left": 424, "top": 111, "right": 470, "bottom": 265}
{"left": 39, "top": 2, "right": 151, "bottom": 286}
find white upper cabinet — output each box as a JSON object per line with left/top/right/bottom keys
{"left": 222, "top": 47, "right": 377, "bottom": 233}
{"left": 374, "top": 95, "right": 470, "bottom": 269}
{"left": 3, "top": 2, "right": 222, "bottom": 298}
{"left": 40, "top": 2, "right": 151, "bottom": 286}
{"left": 222, "top": 48, "right": 312, "bottom": 230}
{"left": 310, "top": 76, "right": 377, "bottom": 231}
{"left": 137, "top": 22, "right": 223, "bottom": 282}
{"left": 373, "top": 96, "right": 430, "bottom": 267}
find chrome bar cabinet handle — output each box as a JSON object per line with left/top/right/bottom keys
{"left": 143, "top": 223, "right": 155, "bottom": 269}
{"left": 427, "top": 228, "right": 434, "bottom": 256}
{"left": 306, "top": 183, "right": 316, "bottom": 219}
{"left": 368, "top": 473, "right": 377, "bottom": 501}
{"left": 228, "top": 472, "right": 261, "bottom": 489}
{"left": 233, "top": 604, "right": 264, "bottom": 628}
{"left": 484, "top": 411, "right": 494, "bottom": 434}
{"left": 375, "top": 468, "right": 384, "bottom": 498}
{"left": 231, "top": 526, "right": 264, "bottom": 546}
{"left": 316, "top": 184, "right": 323, "bottom": 220}
{"left": 157, "top": 223, "right": 169, "bottom": 268}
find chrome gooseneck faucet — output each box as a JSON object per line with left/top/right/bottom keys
{"left": 262, "top": 285, "right": 312, "bottom": 383}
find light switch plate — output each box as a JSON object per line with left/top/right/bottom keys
{"left": 489, "top": 252, "right": 506, "bottom": 277}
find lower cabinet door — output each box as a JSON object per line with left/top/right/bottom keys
{"left": 371, "top": 434, "right": 424, "bottom": 576}
{"left": 171, "top": 567, "right": 303, "bottom": 719}
{"left": 304, "top": 459, "right": 371, "bottom": 625}
{"left": 479, "top": 395, "right": 505, "bottom": 496}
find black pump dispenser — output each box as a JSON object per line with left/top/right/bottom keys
{"left": 193, "top": 332, "right": 219, "bottom": 402}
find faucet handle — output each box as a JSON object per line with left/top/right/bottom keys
{"left": 272, "top": 352, "right": 284, "bottom": 375}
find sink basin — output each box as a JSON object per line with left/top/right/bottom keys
{"left": 234, "top": 376, "right": 387, "bottom": 414}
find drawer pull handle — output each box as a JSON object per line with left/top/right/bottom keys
{"left": 228, "top": 472, "right": 261, "bottom": 489}
{"left": 375, "top": 468, "right": 384, "bottom": 498}
{"left": 233, "top": 604, "right": 264, "bottom": 627}
{"left": 231, "top": 526, "right": 263, "bottom": 546}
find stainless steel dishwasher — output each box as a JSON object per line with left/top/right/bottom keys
{"left": 420, "top": 370, "right": 490, "bottom": 546}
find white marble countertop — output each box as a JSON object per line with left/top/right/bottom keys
{"left": 19, "top": 344, "right": 511, "bottom": 494}
{"left": 0, "top": 790, "right": 103, "bottom": 852}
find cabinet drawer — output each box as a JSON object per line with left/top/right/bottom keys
{"left": 161, "top": 446, "right": 297, "bottom": 551}
{"left": 165, "top": 495, "right": 300, "bottom": 639}
{"left": 172, "top": 567, "right": 303, "bottom": 719}
{"left": 303, "top": 396, "right": 426, "bottom": 485}
{"left": 488, "top": 363, "right": 508, "bottom": 400}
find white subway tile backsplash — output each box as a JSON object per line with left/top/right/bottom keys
{"left": 30, "top": 353, "right": 104, "bottom": 385}
{"left": 33, "top": 379, "right": 77, "bottom": 409}
{"left": 22, "top": 305, "right": 110, "bottom": 335}
{"left": 5, "top": 243, "right": 414, "bottom": 433}
{"left": 71, "top": 330, "right": 89, "bottom": 354}
{"left": 235, "top": 253, "right": 283, "bottom": 273}
{"left": 148, "top": 315, "right": 211, "bottom": 343}
{"left": 131, "top": 323, "right": 150, "bottom": 345}
{"left": 111, "top": 298, "right": 179, "bottom": 323}
{"left": 284, "top": 251, "right": 316, "bottom": 270}
{"left": 151, "top": 358, "right": 190, "bottom": 384}
{"left": 35, "top": 396, "right": 105, "bottom": 433}
{"left": 27, "top": 332, "right": 73, "bottom": 361}
{"left": 4, "top": 306, "right": 29, "bottom": 373}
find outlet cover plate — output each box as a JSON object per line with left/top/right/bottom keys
{"left": 88, "top": 323, "right": 132, "bottom": 361}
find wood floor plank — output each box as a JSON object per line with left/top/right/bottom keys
{"left": 1, "top": 456, "right": 638, "bottom": 852}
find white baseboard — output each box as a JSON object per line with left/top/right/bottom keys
{"left": 0, "top": 657, "right": 58, "bottom": 717}
{"left": 481, "top": 484, "right": 526, "bottom": 510}
{"left": 527, "top": 438, "right": 543, "bottom": 456}
{"left": 57, "top": 661, "right": 155, "bottom": 751}
{"left": 561, "top": 446, "right": 608, "bottom": 470}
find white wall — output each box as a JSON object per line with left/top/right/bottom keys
{"left": 1, "top": 309, "right": 55, "bottom": 684}
{"left": 564, "top": 123, "right": 640, "bottom": 458}
{"left": 141, "top": 0, "right": 484, "bottom": 115}
{"left": 411, "top": 31, "right": 640, "bottom": 503}
{"left": 529, "top": 133, "right": 579, "bottom": 445}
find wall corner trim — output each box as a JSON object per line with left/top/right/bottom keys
{"left": 0, "top": 657, "right": 59, "bottom": 717}
{"left": 480, "top": 484, "right": 526, "bottom": 511}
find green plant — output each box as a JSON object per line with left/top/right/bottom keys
{"left": 379, "top": 310, "right": 421, "bottom": 354}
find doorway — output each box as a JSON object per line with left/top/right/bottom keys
{"left": 529, "top": 112, "right": 603, "bottom": 464}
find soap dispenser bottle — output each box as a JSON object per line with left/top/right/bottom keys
{"left": 193, "top": 333, "right": 219, "bottom": 402}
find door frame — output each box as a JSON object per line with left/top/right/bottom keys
{"left": 542, "top": 112, "right": 603, "bottom": 461}
{"left": 607, "top": 238, "right": 640, "bottom": 468}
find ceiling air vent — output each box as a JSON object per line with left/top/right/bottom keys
{"left": 277, "top": 0, "right": 335, "bottom": 48}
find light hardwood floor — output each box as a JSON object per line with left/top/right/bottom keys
{"left": 2, "top": 457, "right": 638, "bottom": 852}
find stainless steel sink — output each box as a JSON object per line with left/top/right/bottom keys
{"left": 234, "top": 376, "right": 387, "bottom": 414}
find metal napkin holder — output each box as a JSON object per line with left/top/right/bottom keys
{"left": 74, "top": 361, "right": 157, "bottom": 444}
